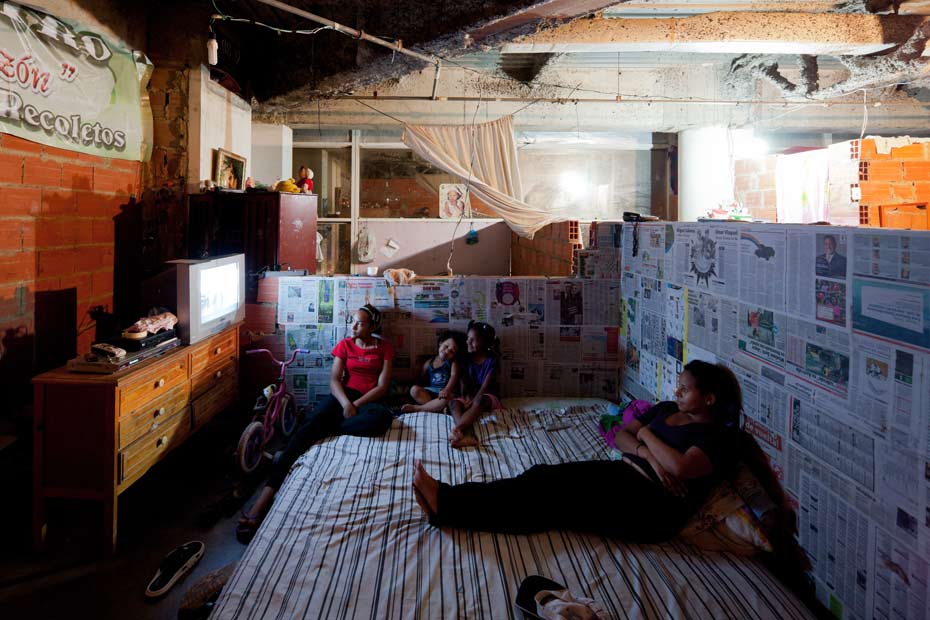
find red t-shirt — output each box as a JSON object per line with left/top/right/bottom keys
{"left": 331, "top": 337, "right": 394, "bottom": 395}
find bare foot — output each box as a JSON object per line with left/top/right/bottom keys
{"left": 412, "top": 459, "right": 439, "bottom": 517}
{"left": 401, "top": 404, "right": 420, "bottom": 413}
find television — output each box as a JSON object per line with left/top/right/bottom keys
{"left": 168, "top": 254, "right": 246, "bottom": 344}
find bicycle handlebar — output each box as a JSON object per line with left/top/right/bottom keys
{"left": 246, "top": 347, "right": 310, "bottom": 370}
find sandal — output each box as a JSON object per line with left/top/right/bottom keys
{"left": 145, "top": 541, "right": 205, "bottom": 598}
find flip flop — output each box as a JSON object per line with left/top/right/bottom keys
{"left": 145, "top": 541, "right": 205, "bottom": 598}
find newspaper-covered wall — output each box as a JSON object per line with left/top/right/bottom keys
{"left": 276, "top": 275, "right": 622, "bottom": 408}
{"left": 600, "top": 219, "right": 930, "bottom": 620}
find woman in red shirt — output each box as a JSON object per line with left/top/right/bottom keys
{"left": 237, "top": 304, "right": 394, "bottom": 542}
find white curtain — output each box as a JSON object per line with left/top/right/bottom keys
{"left": 775, "top": 149, "right": 829, "bottom": 223}
{"left": 402, "top": 116, "right": 571, "bottom": 238}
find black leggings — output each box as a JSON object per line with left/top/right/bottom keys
{"left": 267, "top": 389, "right": 393, "bottom": 490}
{"left": 434, "top": 460, "right": 692, "bottom": 543}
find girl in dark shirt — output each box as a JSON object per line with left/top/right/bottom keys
{"left": 412, "top": 360, "right": 742, "bottom": 542}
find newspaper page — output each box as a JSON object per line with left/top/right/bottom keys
{"left": 799, "top": 471, "right": 872, "bottom": 620}
{"left": 875, "top": 438, "right": 924, "bottom": 548}
{"left": 575, "top": 250, "right": 596, "bottom": 279}
{"left": 546, "top": 280, "right": 585, "bottom": 326}
{"left": 277, "top": 277, "right": 321, "bottom": 325}
{"left": 595, "top": 221, "right": 623, "bottom": 249}
{"left": 677, "top": 223, "right": 740, "bottom": 296}
{"left": 489, "top": 278, "right": 525, "bottom": 324}
{"left": 739, "top": 226, "right": 787, "bottom": 311}
{"left": 665, "top": 284, "right": 686, "bottom": 361}
{"left": 850, "top": 335, "right": 924, "bottom": 440}
{"left": 687, "top": 291, "right": 721, "bottom": 353}
{"left": 718, "top": 298, "right": 740, "bottom": 362}
{"left": 790, "top": 394, "right": 875, "bottom": 491}
{"left": 449, "top": 277, "right": 490, "bottom": 323}
{"left": 583, "top": 279, "right": 622, "bottom": 326}
{"left": 872, "top": 527, "right": 929, "bottom": 620}
{"left": 285, "top": 324, "right": 336, "bottom": 358}
{"left": 638, "top": 350, "right": 660, "bottom": 398}
{"left": 621, "top": 222, "right": 641, "bottom": 275}
{"left": 383, "top": 325, "right": 414, "bottom": 372}
{"left": 785, "top": 318, "right": 851, "bottom": 400}
{"left": 852, "top": 276, "right": 930, "bottom": 351}
{"left": 542, "top": 364, "right": 579, "bottom": 396}
{"left": 738, "top": 303, "right": 787, "bottom": 368}
{"left": 286, "top": 354, "right": 333, "bottom": 408}
{"left": 500, "top": 323, "right": 545, "bottom": 361}
{"left": 593, "top": 249, "right": 622, "bottom": 279}
{"left": 670, "top": 222, "right": 696, "bottom": 286}
{"left": 738, "top": 364, "right": 789, "bottom": 479}
{"left": 581, "top": 326, "right": 620, "bottom": 363}
{"left": 640, "top": 311, "right": 666, "bottom": 357}
{"left": 659, "top": 356, "right": 683, "bottom": 402}
{"left": 635, "top": 223, "right": 666, "bottom": 280}
{"left": 412, "top": 279, "right": 450, "bottom": 324}
{"left": 501, "top": 361, "right": 541, "bottom": 397}
{"left": 579, "top": 368, "right": 621, "bottom": 401}
{"left": 545, "top": 326, "right": 583, "bottom": 364}
{"left": 622, "top": 273, "right": 641, "bottom": 347}
{"left": 640, "top": 277, "right": 665, "bottom": 315}
{"left": 853, "top": 229, "right": 930, "bottom": 284}
{"left": 788, "top": 229, "right": 850, "bottom": 328}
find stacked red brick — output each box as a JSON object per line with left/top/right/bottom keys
{"left": 0, "top": 133, "right": 140, "bottom": 353}
{"left": 858, "top": 138, "right": 930, "bottom": 228}
{"left": 510, "top": 221, "right": 576, "bottom": 276}
{"left": 733, "top": 154, "right": 777, "bottom": 221}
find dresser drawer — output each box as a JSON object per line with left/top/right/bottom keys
{"left": 190, "top": 330, "right": 238, "bottom": 376}
{"left": 119, "top": 384, "right": 190, "bottom": 449}
{"left": 118, "top": 410, "right": 189, "bottom": 489}
{"left": 191, "top": 373, "right": 238, "bottom": 430}
{"left": 191, "top": 358, "right": 237, "bottom": 400}
{"left": 119, "top": 357, "right": 188, "bottom": 414}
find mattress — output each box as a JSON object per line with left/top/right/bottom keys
{"left": 210, "top": 402, "right": 815, "bottom": 620}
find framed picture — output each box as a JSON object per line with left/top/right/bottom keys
{"left": 213, "top": 148, "right": 247, "bottom": 190}
{"left": 439, "top": 183, "right": 471, "bottom": 219}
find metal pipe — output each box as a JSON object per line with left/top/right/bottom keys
{"left": 335, "top": 94, "right": 908, "bottom": 106}
{"left": 250, "top": 0, "right": 438, "bottom": 66}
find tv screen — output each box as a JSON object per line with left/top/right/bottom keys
{"left": 200, "top": 262, "right": 240, "bottom": 323}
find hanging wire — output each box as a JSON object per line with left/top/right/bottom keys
{"left": 859, "top": 89, "right": 869, "bottom": 141}
{"left": 446, "top": 88, "right": 483, "bottom": 276}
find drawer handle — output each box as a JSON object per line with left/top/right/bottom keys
{"left": 153, "top": 407, "right": 166, "bottom": 419}
{"left": 155, "top": 378, "right": 166, "bottom": 388}
{"left": 156, "top": 435, "right": 168, "bottom": 448}
{"left": 214, "top": 347, "right": 222, "bottom": 355}
{"left": 214, "top": 370, "right": 223, "bottom": 379}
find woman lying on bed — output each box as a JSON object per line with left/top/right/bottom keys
{"left": 238, "top": 304, "right": 395, "bottom": 542}
{"left": 412, "top": 360, "right": 741, "bottom": 543}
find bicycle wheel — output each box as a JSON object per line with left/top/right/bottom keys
{"left": 237, "top": 421, "right": 265, "bottom": 474}
{"left": 276, "top": 394, "right": 298, "bottom": 438}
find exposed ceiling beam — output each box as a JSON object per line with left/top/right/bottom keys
{"left": 505, "top": 12, "right": 925, "bottom": 55}
{"left": 467, "top": 0, "right": 620, "bottom": 41}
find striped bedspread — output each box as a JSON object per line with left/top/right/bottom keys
{"left": 210, "top": 405, "right": 814, "bottom": 620}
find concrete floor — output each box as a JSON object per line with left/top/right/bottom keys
{"left": 0, "top": 413, "right": 263, "bottom": 620}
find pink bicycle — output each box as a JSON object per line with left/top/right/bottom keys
{"left": 236, "top": 347, "right": 309, "bottom": 474}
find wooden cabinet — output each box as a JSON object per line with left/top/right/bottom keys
{"left": 188, "top": 191, "right": 318, "bottom": 302}
{"left": 32, "top": 325, "right": 241, "bottom": 554}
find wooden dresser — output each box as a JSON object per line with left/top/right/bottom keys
{"left": 32, "top": 325, "right": 240, "bottom": 554}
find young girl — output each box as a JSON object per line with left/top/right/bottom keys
{"left": 402, "top": 331, "right": 464, "bottom": 413}
{"left": 448, "top": 321, "right": 501, "bottom": 449}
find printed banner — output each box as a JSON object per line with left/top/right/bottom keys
{"left": 0, "top": 2, "right": 152, "bottom": 160}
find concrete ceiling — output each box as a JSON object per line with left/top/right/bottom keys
{"left": 209, "top": 0, "right": 930, "bottom": 134}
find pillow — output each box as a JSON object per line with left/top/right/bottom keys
{"left": 678, "top": 477, "right": 773, "bottom": 556}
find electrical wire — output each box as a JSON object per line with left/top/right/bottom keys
{"left": 859, "top": 89, "right": 869, "bottom": 140}
{"left": 445, "top": 88, "right": 484, "bottom": 276}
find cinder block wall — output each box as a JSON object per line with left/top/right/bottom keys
{"left": 510, "top": 222, "right": 576, "bottom": 276}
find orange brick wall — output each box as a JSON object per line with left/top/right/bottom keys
{"left": 0, "top": 133, "right": 140, "bottom": 359}
{"left": 510, "top": 222, "right": 576, "bottom": 276}
{"left": 734, "top": 155, "right": 778, "bottom": 221}
{"left": 858, "top": 138, "right": 930, "bottom": 227}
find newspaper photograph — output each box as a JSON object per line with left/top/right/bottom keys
{"left": 489, "top": 279, "right": 524, "bottom": 324}
{"left": 581, "top": 326, "right": 620, "bottom": 363}
{"left": 638, "top": 223, "right": 667, "bottom": 280}
{"left": 412, "top": 279, "right": 450, "bottom": 324}
{"left": 579, "top": 368, "right": 620, "bottom": 401}
{"left": 799, "top": 472, "right": 872, "bottom": 620}
{"left": 676, "top": 224, "right": 740, "bottom": 296}
{"left": 583, "top": 279, "right": 622, "bottom": 326}
{"left": 872, "top": 527, "right": 929, "bottom": 620}
{"left": 285, "top": 324, "right": 336, "bottom": 357}
{"left": 546, "top": 280, "right": 585, "bottom": 326}
{"left": 852, "top": 276, "right": 930, "bottom": 351}
{"left": 687, "top": 291, "right": 721, "bottom": 353}
{"left": 545, "top": 326, "right": 583, "bottom": 364}
{"left": 853, "top": 230, "right": 930, "bottom": 284}
{"left": 501, "top": 361, "right": 541, "bottom": 397}
{"left": 785, "top": 318, "right": 851, "bottom": 399}
{"left": 738, "top": 303, "right": 787, "bottom": 368}
{"left": 739, "top": 227, "right": 787, "bottom": 310}
{"left": 449, "top": 277, "right": 490, "bottom": 323}
{"left": 790, "top": 395, "right": 875, "bottom": 491}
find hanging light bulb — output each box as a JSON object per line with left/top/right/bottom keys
{"left": 207, "top": 28, "right": 218, "bottom": 66}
